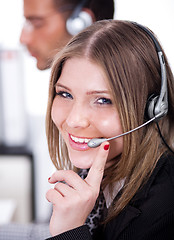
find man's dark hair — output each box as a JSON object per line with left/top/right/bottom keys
{"left": 86, "top": 0, "right": 114, "bottom": 20}
{"left": 53, "top": 0, "right": 115, "bottom": 20}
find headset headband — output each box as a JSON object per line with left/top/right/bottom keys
{"left": 133, "top": 22, "right": 168, "bottom": 121}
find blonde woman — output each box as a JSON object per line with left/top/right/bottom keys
{"left": 46, "top": 20, "right": 174, "bottom": 239}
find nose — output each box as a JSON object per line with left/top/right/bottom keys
{"left": 66, "top": 103, "right": 90, "bottom": 129}
{"left": 20, "top": 22, "right": 33, "bottom": 45}
{"left": 20, "top": 28, "right": 30, "bottom": 45}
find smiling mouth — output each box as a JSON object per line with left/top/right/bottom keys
{"left": 70, "top": 134, "right": 91, "bottom": 144}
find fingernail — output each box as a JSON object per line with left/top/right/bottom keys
{"left": 104, "top": 144, "right": 109, "bottom": 151}
{"left": 48, "top": 177, "right": 51, "bottom": 181}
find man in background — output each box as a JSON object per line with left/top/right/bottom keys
{"left": 0, "top": 1, "right": 115, "bottom": 239}
{"left": 20, "top": 0, "right": 115, "bottom": 70}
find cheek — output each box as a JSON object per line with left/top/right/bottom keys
{"left": 96, "top": 112, "right": 123, "bottom": 160}
{"left": 108, "top": 137, "right": 123, "bottom": 160}
{"left": 96, "top": 112, "right": 123, "bottom": 138}
{"left": 51, "top": 100, "right": 64, "bottom": 128}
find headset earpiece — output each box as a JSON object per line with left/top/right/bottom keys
{"left": 146, "top": 91, "right": 168, "bottom": 122}
{"left": 66, "top": 10, "right": 93, "bottom": 36}
{"left": 66, "top": 0, "right": 93, "bottom": 36}
{"left": 146, "top": 94, "right": 159, "bottom": 120}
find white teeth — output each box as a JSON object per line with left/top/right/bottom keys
{"left": 70, "top": 135, "right": 90, "bottom": 144}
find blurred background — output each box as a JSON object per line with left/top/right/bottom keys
{"left": 0, "top": 0, "right": 173, "bottom": 226}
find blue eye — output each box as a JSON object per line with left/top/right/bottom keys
{"left": 56, "top": 91, "right": 73, "bottom": 99}
{"left": 96, "top": 98, "right": 112, "bottom": 105}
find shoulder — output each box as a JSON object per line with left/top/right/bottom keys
{"left": 152, "top": 153, "right": 174, "bottom": 193}
{"left": 138, "top": 153, "right": 174, "bottom": 208}
{"left": 113, "top": 153, "right": 174, "bottom": 239}
{"left": 161, "top": 153, "right": 174, "bottom": 185}
{"left": 132, "top": 153, "right": 174, "bottom": 227}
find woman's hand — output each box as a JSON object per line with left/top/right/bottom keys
{"left": 46, "top": 142, "right": 109, "bottom": 236}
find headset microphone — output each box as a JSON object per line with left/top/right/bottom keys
{"left": 88, "top": 22, "right": 169, "bottom": 149}
{"left": 87, "top": 116, "right": 159, "bottom": 148}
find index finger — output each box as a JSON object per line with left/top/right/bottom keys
{"left": 85, "top": 142, "right": 109, "bottom": 190}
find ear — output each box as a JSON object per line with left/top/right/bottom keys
{"left": 82, "top": 8, "right": 96, "bottom": 22}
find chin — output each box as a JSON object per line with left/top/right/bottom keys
{"left": 36, "top": 59, "right": 50, "bottom": 70}
{"left": 69, "top": 155, "right": 92, "bottom": 169}
{"left": 72, "top": 161, "right": 92, "bottom": 170}
{"left": 68, "top": 148, "right": 97, "bottom": 170}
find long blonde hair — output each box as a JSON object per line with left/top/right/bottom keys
{"left": 46, "top": 20, "right": 174, "bottom": 221}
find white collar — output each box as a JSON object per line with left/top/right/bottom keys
{"left": 103, "top": 179, "right": 125, "bottom": 208}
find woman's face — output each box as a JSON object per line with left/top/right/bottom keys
{"left": 51, "top": 57, "right": 123, "bottom": 169}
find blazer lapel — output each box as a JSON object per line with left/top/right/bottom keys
{"left": 107, "top": 205, "right": 141, "bottom": 239}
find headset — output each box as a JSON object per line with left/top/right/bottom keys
{"left": 66, "top": 0, "right": 93, "bottom": 36}
{"left": 136, "top": 23, "right": 168, "bottom": 121}
{"left": 88, "top": 22, "right": 170, "bottom": 149}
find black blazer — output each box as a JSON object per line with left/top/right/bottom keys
{"left": 47, "top": 153, "right": 174, "bottom": 240}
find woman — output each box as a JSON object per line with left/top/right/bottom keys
{"left": 45, "top": 20, "right": 174, "bottom": 239}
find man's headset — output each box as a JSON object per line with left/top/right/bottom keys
{"left": 88, "top": 22, "right": 171, "bottom": 151}
{"left": 66, "top": 0, "right": 93, "bottom": 36}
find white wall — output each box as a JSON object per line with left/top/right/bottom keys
{"left": 116, "top": 0, "right": 174, "bottom": 71}
{"left": 0, "top": 0, "right": 173, "bottom": 222}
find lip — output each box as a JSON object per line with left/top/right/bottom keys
{"left": 30, "top": 51, "right": 38, "bottom": 58}
{"left": 27, "top": 48, "right": 38, "bottom": 58}
{"left": 68, "top": 134, "right": 91, "bottom": 151}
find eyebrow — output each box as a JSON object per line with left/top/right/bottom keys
{"left": 25, "top": 16, "right": 45, "bottom": 21}
{"left": 55, "top": 83, "right": 70, "bottom": 91}
{"left": 55, "top": 83, "right": 111, "bottom": 95}
{"left": 86, "top": 90, "right": 111, "bottom": 95}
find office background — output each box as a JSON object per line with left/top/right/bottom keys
{"left": 0, "top": 0, "right": 173, "bottom": 225}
